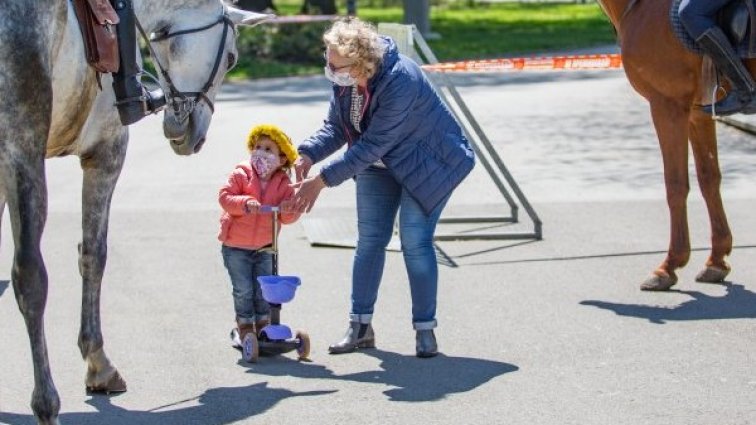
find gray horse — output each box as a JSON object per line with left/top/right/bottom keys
{"left": 0, "top": 1, "right": 268, "bottom": 424}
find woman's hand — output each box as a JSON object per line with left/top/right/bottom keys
{"left": 291, "top": 174, "right": 327, "bottom": 213}
{"left": 280, "top": 199, "right": 296, "bottom": 213}
{"left": 293, "top": 154, "right": 313, "bottom": 183}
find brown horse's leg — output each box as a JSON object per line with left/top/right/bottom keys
{"left": 78, "top": 128, "right": 128, "bottom": 394}
{"left": 688, "top": 111, "right": 732, "bottom": 282}
{"left": 641, "top": 97, "right": 692, "bottom": 291}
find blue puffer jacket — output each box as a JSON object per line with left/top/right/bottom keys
{"left": 298, "top": 37, "right": 475, "bottom": 214}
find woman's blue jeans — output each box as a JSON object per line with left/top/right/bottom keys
{"left": 351, "top": 166, "right": 450, "bottom": 328}
{"left": 221, "top": 245, "right": 272, "bottom": 324}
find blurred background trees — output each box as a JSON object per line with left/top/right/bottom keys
{"left": 227, "top": 0, "right": 611, "bottom": 79}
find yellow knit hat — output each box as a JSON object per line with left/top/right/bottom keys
{"left": 246, "top": 124, "right": 298, "bottom": 168}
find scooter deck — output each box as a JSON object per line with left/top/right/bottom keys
{"left": 230, "top": 328, "right": 299, "bottom": 355}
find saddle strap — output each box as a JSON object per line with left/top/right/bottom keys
{"left": 85, "top": 0, "right": 119, "bottom": 25}
{"left": 72, "top": 0, "right": 120, "bottom": 74}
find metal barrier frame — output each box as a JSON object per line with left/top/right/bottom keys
{"left": 377, "top": 23, "right": 542, "bottom": 241}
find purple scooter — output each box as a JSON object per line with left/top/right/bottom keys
{"left": 230, "top": 205, "right": 310, "bottom": 363}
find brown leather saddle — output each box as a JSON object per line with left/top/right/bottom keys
{"left": 72, "top": 0, "right": 120, "bottom": 73}
{"left": 671, "top": 0, "right": 756, "bottom": 58}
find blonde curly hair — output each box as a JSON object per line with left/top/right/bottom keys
{"left": 246, "top": 124, "right": 298, "bottom": 168}
{"left": 323, "top": 17, "right": 387, "bottom": 80}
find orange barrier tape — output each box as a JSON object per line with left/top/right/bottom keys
{"left": 265, "top": 14, "right": 338, "bottom": 24}
{"left": 421, "top": 54, "right": 623, "bottom": 73}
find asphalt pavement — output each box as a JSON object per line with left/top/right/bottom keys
{"left": 1, "top": 58, "right": 756, "bottom": 424}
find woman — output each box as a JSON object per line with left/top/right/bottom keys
{"left": 292, "top": 18, "right": 475, "bottom": 358}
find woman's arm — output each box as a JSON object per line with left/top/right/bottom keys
{"left": 320, "top": 75, "right": 417, "bottom": 187}
{"left": 298, "top": 94, "right": 347, "bottom": 164}
{"left": 291, "top": 76, "right": 418, "bottom": 213}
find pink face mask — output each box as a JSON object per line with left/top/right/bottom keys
{"left": 250, "top": 150, "right": 279, "bottom": 178}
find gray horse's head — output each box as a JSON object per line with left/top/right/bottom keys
{"left": 146, "top": 3, "right": 269, "bottom": 155}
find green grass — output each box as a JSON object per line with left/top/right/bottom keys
{"left": 429, "top": 4, "right": 616, "bottom": 59}
{"left": 230, "top": 1, "right": 617, "bottom": 79}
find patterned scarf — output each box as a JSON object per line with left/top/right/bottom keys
{"left": 350, "top": 85, "right": 364, "bottom": 133}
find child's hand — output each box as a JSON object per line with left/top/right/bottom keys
{"left": 245, "top": 199, "right": 261, "bottom": 214}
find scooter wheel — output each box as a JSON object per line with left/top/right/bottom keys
{"left": 242, "top": 333, "right": 259, "bottom": 363}
{"left": 295, "top": 330, "right": 310, "bottom": 361}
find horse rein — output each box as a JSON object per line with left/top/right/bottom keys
{"left": 135, "top": 10, "right": 234, "bottom": 122}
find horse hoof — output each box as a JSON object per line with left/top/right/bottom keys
{"left": 86, "top": 370, "right": 127, "bottom": 394}
{"left": 695, "top": 266, "right": 730, "bottom": 283}
{"left": 640, "top": 274, "right": 677, "bottom": 291}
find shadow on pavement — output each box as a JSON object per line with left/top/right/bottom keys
{"left": 0, "top": 280, "right": 8, "bottom": 298}
{"left": 580, "top": 282, "right": 756, "bottom": 324}
{"left": 463, "top": 244, "right": 756, "bottom": 266}
{"left": 244, "top": 350, "right": 518, "bottom": 402}
{"left": 452, "top": 240, "right": 539, "bottom": 260}
{"left": 434, "top": 244, "right": 458, "bottom": 268}
{"left": 0, "top": 383, "right": 335, "bottom": 425}
{"left": 343, "top": 350, "right": 518, "bottom": 401}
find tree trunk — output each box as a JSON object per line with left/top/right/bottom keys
{"left": 402, "top": 0, "right": 431, "bottom": 37}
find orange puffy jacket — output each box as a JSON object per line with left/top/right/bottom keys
{"left": 218, "top": 161, "right": 300, "bottom": 250}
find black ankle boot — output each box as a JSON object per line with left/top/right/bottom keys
{"left": 415, "top": 329, "right": 438, "bottom": 358}
{"left": 328, "top": 322, "right": 375, "bottom": 354}
{"left": 111, "top": 0, "right": 166, "bottom": 125}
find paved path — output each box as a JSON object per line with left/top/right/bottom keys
{"left": 1, "top": 65, "right": 755, "bottom": 424}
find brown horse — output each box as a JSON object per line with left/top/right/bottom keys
{"left": 597, "top": 0, "right": 734, "bottom": 290}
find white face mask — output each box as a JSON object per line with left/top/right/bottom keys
{"left": 250, "top": 150, "right": 280, "bottom": 178}
{"left": 324, "top": 65, "right": 357, "bottom": 87}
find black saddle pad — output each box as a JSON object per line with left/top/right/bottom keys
{"left": 671, "top": 0, "right": 756, "bottom": 58}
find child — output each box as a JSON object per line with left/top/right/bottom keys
{"left": 218, "top": 124, "right": 301, "bottom": 349}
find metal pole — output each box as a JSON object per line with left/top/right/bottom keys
{"left": 412, "top": 27, "right": 543, "bottom": 240}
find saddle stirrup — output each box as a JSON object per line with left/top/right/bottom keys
{"left": 697, "top": 26, "right": 756, "bottom": 116}
{"left": 110, "top": 0, "right": 165, "bottom": 126}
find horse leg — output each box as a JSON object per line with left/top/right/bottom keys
{"left": 78, "top": 129, "right": 128, "bottom": 393}
{"left": 0, "top": 192, "right": 5, "bottom": 245}
{"left": 1, "top": 166, "right": 61, "bottom": 425}
{"left": 3, "top": 165, "right": 61, "bottom": 425}
{"left": 0, "top": 24, "right": 61, "bottom": 425}
{"left": 688, "top": 112, "right": 732, "bottom": 282}
{"left": 641, "top": 96, "right": 692, "bottom": 291}
{"left": 0, "top": 131, "right": 60, "bottom": 424}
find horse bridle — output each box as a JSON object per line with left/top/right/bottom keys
{"left": 135, "top": 11, "right": 234, "bottom": 122}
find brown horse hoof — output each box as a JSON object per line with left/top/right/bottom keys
{"left": 86, "top": 370, "right": 127, "bottom": 394}
{"left": 695, "top": 266, "right": 730, "bottom": 283}
{"left": 640, "top": 274, "right": 677, "bottom": 291}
